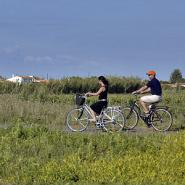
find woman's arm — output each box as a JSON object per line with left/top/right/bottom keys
{"left": 85, "top": 86, "right": 105, "bottom": 96}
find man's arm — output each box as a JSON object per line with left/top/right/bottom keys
{"left": 140, "top": 87, "right": 151, "bottom": 94}
{"left": 133, "top": 85, "right": 150, "bottom": 94}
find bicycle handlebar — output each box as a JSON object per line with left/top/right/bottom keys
{"left": 132, "top": 92, "right": 140, "bottom": 96}
{"left": 82, "top": 95, "right": 88, "bottom": 99}
{"left": 76, "top": 93, "right": 88, "bottom": 99}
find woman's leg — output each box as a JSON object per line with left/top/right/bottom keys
{"left": 89, "top": 108, "right": 96, "bottom": 122}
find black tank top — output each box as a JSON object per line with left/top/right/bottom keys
{"left": 99, "top": 86, "right": 108, "bottom": 100}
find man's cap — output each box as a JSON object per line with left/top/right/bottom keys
{"left": 146, "top": 70, "right": 156, "bottom": 76}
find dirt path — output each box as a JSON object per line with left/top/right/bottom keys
{"left": 0, "top": 123, "right": 11, "bottom": 129}
{"left": 0, "top": 122, "right": 180, "bottom": 135}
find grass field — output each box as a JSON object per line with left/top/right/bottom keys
{"left": 0, "top": 90, "right": 184, "bottom": 130}
{"left": 0, "top": 90, "right": 185, "bottom": 184}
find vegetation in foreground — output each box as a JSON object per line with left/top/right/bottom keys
{"left": 0, "top": 83, "right": 185, "bottom": 184}
{"left": 1, "top": 123, "right": 185, "bottom": 185}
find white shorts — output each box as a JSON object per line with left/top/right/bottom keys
{"left": 140, "top": 95, "right": 162, "bottom": 103}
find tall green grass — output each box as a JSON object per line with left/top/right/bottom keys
{"left": 0, "top": 76, "right": 142, "bottom": 95}
{"left": 0, "top": 89, "right": 184, "bottom": 130}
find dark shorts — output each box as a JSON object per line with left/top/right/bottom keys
{"left": 90, "top": 101, "right": 108, "bottom": 115}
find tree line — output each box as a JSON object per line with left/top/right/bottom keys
{"left": 0, "top": 76, "right": 142, "bottom": 95}
{"left": 0, "top": 69, "right": 184, "bottom": 96}
{"left": 170, "top": 69, "right": 185, "bottom": 83}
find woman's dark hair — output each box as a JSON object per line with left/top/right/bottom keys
{"left": 98, "top": 76, "right": 109, "bottom": 86}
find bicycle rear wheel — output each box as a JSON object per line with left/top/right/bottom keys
{"left": 150, "top": 108, "right": 173, "bottom": 131}
{"left": 122, "top": 107, "right": 139, "bottom": 129}
{"left": 101, "top": 109, "right": 125, "bottom": 132}
{"left": 66, "top": 108, "right": 89, "bottom": 132}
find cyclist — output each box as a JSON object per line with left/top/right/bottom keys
{"left": 85, "top": 76, "right": 109, "bottom": 123}
{"left": 132, "top": 70, "right": 162, "bottom": 117}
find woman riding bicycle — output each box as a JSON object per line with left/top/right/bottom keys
{"left": 132, "top": 70, "right": 162, "bottom": 117}
{"left": 85, "top": 76, "right": 109, "bottom": 122}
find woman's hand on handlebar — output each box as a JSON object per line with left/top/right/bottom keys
{"left": 85, "top": 92, "right": 91, "bottom": 97}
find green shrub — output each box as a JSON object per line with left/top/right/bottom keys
{"left": 1, "top": 123, "right": 185, "bottom": 185}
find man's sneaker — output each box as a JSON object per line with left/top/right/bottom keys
{"left": 140, "top": 114, "right": 152, "bottom": 128}
{"left": 141, "top": 112, "right": 150, "bottom": 118}
{"left": 146, "top": 122, "right": 152, "bottom": 128}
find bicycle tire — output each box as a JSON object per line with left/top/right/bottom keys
{"left": 150, "top": 108, "right": 173, "bottom": 131}
{"left": 66, "top": 108, "right": 89, "bottom": 132}
{"left": 122, "top": 107, "right": 139, "bottom": 129}
{"left": 101, "top": 109, "right": 125, "bottom": 132}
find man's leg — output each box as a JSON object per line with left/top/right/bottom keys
{"left": 140, "top": 96, "right": 152, "bottom": 114}
{"left": 140, "top": 95, "right": 162, "bottom": 114}
{"left": 140, "top": 99, "right": 149, "bottom": 113}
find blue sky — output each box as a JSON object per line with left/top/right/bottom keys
{"left": 0, "top": 0, "right": 185, "bottom": 80}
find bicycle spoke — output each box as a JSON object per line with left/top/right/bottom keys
{"left": 77, "top": 120, "right": 87, "bottom": 128}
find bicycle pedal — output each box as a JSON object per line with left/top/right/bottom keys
{"left": 95, "top": 122, "right": 102, "bottom": 129}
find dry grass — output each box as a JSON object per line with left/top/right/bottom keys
{"left": 0, "top": 94, "right": 73, "bottom": 130}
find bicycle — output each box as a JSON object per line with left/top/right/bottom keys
{"left": 66, "top": 94, "right": 125, "bottom": 132}
{"left": 122, "top": 93, "right": 173, "bottom": 131}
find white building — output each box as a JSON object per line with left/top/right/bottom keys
{"left": 7, "top": 75, "right": 34, "bottom": 84}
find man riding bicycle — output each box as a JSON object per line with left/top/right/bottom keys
{"left": 132, "top": 70, "right": 162, "bottom": 117}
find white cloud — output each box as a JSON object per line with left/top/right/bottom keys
{"left": 0, "top": 45, "right": 22, "bottom": 55}
{"left": 24, "top": 56, "right": 53, "bottom": 63}
{"left": 23, "top": 54, "right": 108, "bottom": 77}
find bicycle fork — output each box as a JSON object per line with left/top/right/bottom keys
{"left": 77, "top": 108, "right": 84, "bottom": 119}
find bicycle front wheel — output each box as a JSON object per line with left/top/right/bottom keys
{"left": 150, "top": 108, "right": 173, "bottom": 131}
{"left": 102, "top": 109, "right": 125, "bottom": 132}
{"left": 66, "top": 108, "right": 89, "bottom": 132}
{"left": 122, "top": 107, "right": 139, "bottom": 129}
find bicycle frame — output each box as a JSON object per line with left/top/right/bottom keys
{"left": 67, "top": 94, "right": 125, "bottom": 132}
{"left": 132, "top": 96, "right": 170, "bottom": 124}
{"left": 78, "top": 103, "right": 114, "bottom": 124}
{"left": 129, "top": 94, "right": 169, "bottom": 118}
{"left": 123, "top": 94, "right": 173, "bottom": 131}
{"left": 130, "top": 94, "right": 163, "bottom": 122}
{"left": 76, "top": 104, "right": 92, "bottom": 120}
{"left": 128, "top": 96, "right": 142, "bottom": 118}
